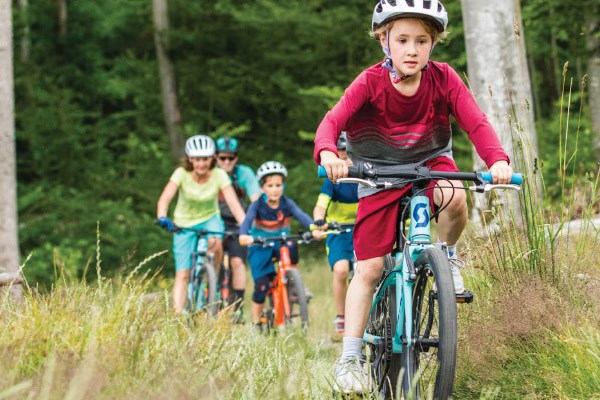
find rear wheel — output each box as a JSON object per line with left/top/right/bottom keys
{"left": 401, "top": 248, "right": 457, "bottom": 399}
{"left": 285, "top": 268, "right": 309, "bottom": 333}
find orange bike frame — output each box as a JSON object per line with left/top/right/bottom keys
{"left": 271, "top": 243, "right": 293, "bottom": 328}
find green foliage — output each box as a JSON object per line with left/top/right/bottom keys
{"left": 12, "top": 0, "right": 597, "bottom": 284}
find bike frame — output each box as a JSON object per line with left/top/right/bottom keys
{"left": 271, "top": 243, "right": 293, "bottom": 328}
{"left": 363, "top": 193, "right": 431, "bottom": 353}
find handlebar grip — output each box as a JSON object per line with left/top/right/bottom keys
{"left": 480, "top": 172, "right": 523, "bottom": 185}
{"left": 317, "top": 165, "right": 327, "bottom": 178}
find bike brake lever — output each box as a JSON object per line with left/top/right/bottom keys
{"left": 337, "top": 178, "right": 377, "bottom": 188}
{"left": 468, "top": 184, "right": 521, "bottom": 192}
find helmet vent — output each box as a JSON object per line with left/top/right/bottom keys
{"left": 437, "top": 3, "right": 443, "bottom": 12}
{"left": 423, "top": 0, "right": 431, "bottom": 10}
{"left": 406, "top": 0, "right": 414, "bottom": 7}
{"left": 388, "top": 0, "right": 396, "bottom": 6}
{"left": 376, "top": 2, "right": 383, "bottom": 13}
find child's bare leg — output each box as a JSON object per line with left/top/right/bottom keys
{"left": 333, "top": 260, "right": 350, "bottom": 316}
{"left": 208, "top": 237, "right": 224, "bottom": 272}
{"left": 434, "top": 180, "right": 467, "bottom": 246}
{"left": 251, "top": 301, "right": 262, "bottom": 324}
{"left": 173, "top": 270, "right": 190, "bottom": 314}
{"left": 344, "top": 257, "right": 384, "bottom": 338}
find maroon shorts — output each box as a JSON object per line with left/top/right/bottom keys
{"left": 353, "top": 156, "right": 459, "bottom": 260}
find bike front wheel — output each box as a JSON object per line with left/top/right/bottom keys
{"left": 284, "top": 268, "right": 309, "bottom": 333}
{"left": 188, "top": 262, "right": 218, "bottom": 317}
{"left": 401, "top": 248, "right": 457, "bottom": 400}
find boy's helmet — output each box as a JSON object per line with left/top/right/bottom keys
{"left": 337, "top": 132, "right": 348, "bottom": 150}
{"left": 256, "top": 161, "right": 288, "bottom": 182}
{"left": 216, "top": 136, "right": 239, "bottom": 153}
{"left": 372, "top": 0, "right": 448, "bottom": 33}
{"left": 185, "top": 135, "right": 215, "bottom": 157}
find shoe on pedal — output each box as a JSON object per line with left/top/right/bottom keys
{"left": 449, "top": 258, "right": 465, "bottom": 294}
{"left": 333, "top": 357, "right": 370, "bottom": 394}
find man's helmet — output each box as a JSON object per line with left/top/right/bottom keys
{"left": 256, "top": 161, "right": 288, "bottom": 182}
{"left": 371, "top": 0, "right": 448, "bottom": 33}
{"left": 216, "top": 136, "right": 239, "bottom": 153}
{"left": 337, "top": 132, "right": 348, "bottom": 150}
{"left": 185, "top": 135, "right": 215, "bottom": 157}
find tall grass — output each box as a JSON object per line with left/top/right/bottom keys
{"left": 0, "top": 256, "right": 344, "bottom": 399}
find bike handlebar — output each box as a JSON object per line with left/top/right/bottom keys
{"left": 174, "top": 227, "right": 239, "bottom": 237}
{"left": 317, "top": 165, "right": 523, "bottom": 185}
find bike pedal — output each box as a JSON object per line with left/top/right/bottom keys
{"left": 455, "top": 290, "right": 474, "bottom": 304}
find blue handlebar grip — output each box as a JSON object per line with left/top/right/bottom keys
{"left": 317, "top": 165, "right": 328, "bottom": 178}
{"left": 480, "top": 172, "right": 523, "bottom": 185}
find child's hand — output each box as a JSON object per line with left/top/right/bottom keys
{"left": 320, "top": 151, "right": 348, "bottom": 183}
{"left": 239, "top": 234, "right": 254, "bottom": 246}
{"left": 311, "top": 230, "right": 326, "bottom": 240}
{"left": 489, "top": 160, "right": 512, "bottom": 184}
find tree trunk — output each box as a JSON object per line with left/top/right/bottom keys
{"left": 152, "top": 0, "right": 184, "bottom": 160}
{"left": 586, "top": 9, "right": 600, "bottom": 158}
{"left": 0, "top": 0, "right": 23, "bottom": 301}
{"left": 56, "top": 0, "right": 66, "bottom": 36}
{"left": 17, "top": 0, "right": 29, "bottom": 63}
{"left": 461, "top": 0, "right": 538, "bottom": 227}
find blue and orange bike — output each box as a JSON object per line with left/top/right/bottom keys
{"left": 319, "top": 163, "right": 522, "bottom": 399}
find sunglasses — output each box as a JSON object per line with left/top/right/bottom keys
{"left": 218, "top": 155, "right": 237, "bottom": 161}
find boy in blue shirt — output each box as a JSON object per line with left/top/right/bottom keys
{"left": 239, "top": 161, "right": 323, "bottom": 329}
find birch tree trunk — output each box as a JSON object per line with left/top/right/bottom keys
{"left": 586, "top": 9, "right": 600, "bottom": 158}
{"left": 461, "top": 0, "right": 538, "bottom": 228}
{"left": 0, "top": 0, "right": 23, "bottom": 301}
{"left": 152, "top": 0, "right": 184, "bottom": 160}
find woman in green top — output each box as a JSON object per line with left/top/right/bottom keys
{"left": 157, "top": 135, "right": 246, "bottom": 314}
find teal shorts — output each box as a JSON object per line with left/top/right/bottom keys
{"left": 326, "top": 230, "right": 355, "bottom": 269}
{"left": 173, "top": 214, "right": 225, "bottom": 272}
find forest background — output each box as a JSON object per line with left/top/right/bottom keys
{"left": 9, "top": 0, "right": 599, "bottom": 284}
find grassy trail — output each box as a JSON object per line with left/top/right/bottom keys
{"left": 1, "top": 232, "right": 599, "bottom": 399}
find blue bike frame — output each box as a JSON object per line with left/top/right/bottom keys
{"left": 363, "top": 194, "right": 432, "bottom": 354}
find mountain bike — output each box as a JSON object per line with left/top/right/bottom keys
{"left": 251, "top": 233, "right": 313, "bottom": 333}
{"left": 318, "top": 164, "right": 522, "bottom": 399}
{"left": 177, "top": 228, "right": 238, "bottom": 317}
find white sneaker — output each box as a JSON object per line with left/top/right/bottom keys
{"left": 333, "top": 357, "right": 370, "bottom": 394}
{"left": 449, "top": 258, "right": 465, "bottom": 294}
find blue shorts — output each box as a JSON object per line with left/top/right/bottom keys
{"left": 172, "top": 214, "right": 225, "bottom": 272}
{"left": 248, "top": 241, "right": 299, "bottom": 281}
{"left": 326, "top": 230, "right": 355, "bottom": 269}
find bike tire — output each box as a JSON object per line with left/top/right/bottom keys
{"left": 189, "top": 262, "right": 218, "bottom": 317}
{"left": 285, "top": 268, "right": 309, "bottom": 333}
{"left": 401, "top": 248, "right": 457, "bottom": 400}
{"left": 369, "top": 254, "right": 402, "bottom": 399}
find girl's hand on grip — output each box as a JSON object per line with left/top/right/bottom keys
{"left": 320, "top": 151, "right": 348, "bottom": 183}
{"left": 489, "top": 160, "right": 512, "bottom": 184}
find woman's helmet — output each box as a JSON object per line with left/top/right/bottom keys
{"left": 256, "top": 161, "right": 288, "bottom": 182}
{"left": 337, "top": 132, "right": 348, "bottom": 150}
{"left": 215, "top": 136, "right": 239, "bottom": 153}
{"left": 185, "top": 135, "right": 215, "bottom": 157}
{"left": 371, "top": 0, "right": 448, "bottom": 33}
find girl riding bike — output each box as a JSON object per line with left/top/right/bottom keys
{"left": 157, "top": 135, "right": 246, "bottom": 314}
{"left": 314, "top": 0, "right": 513, "bottom": 394}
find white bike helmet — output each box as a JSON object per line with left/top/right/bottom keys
{"left": 256, "top": 161, "right": 288, "bottom": 182}
{"left": 372, "top": 0, "right": 448, "bottom": 33}
{"left": 185, "top": 135, "right": 215, "bottom": 157}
